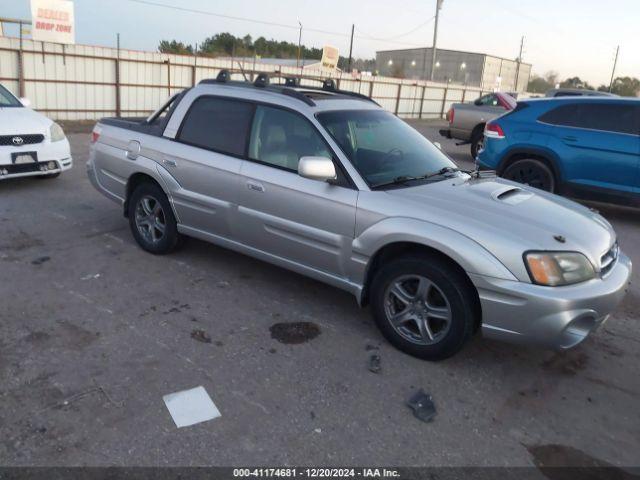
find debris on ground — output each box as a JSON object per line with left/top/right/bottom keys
{"left": 81, "top": 273, "right": 101, "bottom": 280}
{"left": 365, "top": 344, "right": 379, "bottom": 351}
{"left": 406, "top": 389, "right": 436, "bottom": 423}
{"left": 368, "top": 353, "right": 381, "bottom": 373}
{"left": 191, "top": 329, "right": 212, "bottom": 343}
{"left": 31, "top": 256, "right": 50, "bottom": 265}
{"left": 269, "top": 322, "right": 321, "bottom": 344}
{"left": 163, "top": 386, "right": 221, "bottom": 428}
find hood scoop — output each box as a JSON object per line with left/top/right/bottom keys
{"left": 492, "top": 186, "right": 534, "bottom": 205}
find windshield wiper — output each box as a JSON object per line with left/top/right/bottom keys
{"left": 371, "top": 175, "right": 422, "bottom": 189}
{"left": 421, "top": 166, "right": 461, "bottom": 180}
{"left": 371, "top": 167, "right": 461, "bottom": 189}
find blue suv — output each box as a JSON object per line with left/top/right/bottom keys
{"left": 477, "top": 97, "right": 640, "bottom": 206}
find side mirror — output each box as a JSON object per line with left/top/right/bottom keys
{"left": 298, "top": 156, "right": 337, "bottom": 182}
{"left": 20, "top": 97, "right": 31, "bottom": 107}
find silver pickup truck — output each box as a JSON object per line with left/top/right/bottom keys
{"left": 87, "top": 72, "right": 630, "bottom": 360}
{"left": 439, "top": 92, "right": 516, "bottom": 159}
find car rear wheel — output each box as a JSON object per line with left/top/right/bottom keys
{"left": 470, "top": 129, "right": 484, "bottom": 159}
{"left": 370, "top": 254, "right": 477, "bottom": 361}
{"left": 128, "top": 182, "right": 182, "bottom": 254}
{"left": 502, "top": 159, "right": 556, "bottom": 192}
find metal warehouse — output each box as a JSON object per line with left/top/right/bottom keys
{"left": 376, "top": 47, "right": 532, "bottom": 92}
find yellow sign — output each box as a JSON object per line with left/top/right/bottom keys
{"left": 321, "top": 46, "right": 339, "bottom": 70}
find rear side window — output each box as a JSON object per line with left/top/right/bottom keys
{"left": 178, "top": 96, "right": 254, "bottom": 156}
{"left": 539, "top": 103, "right": 639, "bottom": 135}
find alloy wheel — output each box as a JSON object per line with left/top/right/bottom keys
{"left": 134, "top": 195, "right": 166, "bottom": 244}
{"left": 383, "top": 274, "right": 452, "bottom": 345}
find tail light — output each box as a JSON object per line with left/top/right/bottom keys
{"left": 485, "top": 122, "right": 505, "bottom": 139}
{"left": 91, "top": 125, "right": 101, "bottom": 144}
{"left": 446, "top": 107, "right": 454, "bottom": 124}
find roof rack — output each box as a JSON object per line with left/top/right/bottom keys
{"left": 198, "top": 69, "right": 379, "bottom": 107}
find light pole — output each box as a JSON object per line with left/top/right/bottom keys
{"left": 429, "top": 0, "right": 444, "bottom": 81}
{"left": 296, "top": 21, "right": 302, "bottom": 68}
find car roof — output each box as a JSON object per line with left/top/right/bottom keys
{"left": 545, "top": 88, "right": 617, "bottom": 97}
{"left": 193, "top": 71, "right": 381, "bottom": 114}
{"left": 522, "top": 96, "right": 640, "bottom": 106}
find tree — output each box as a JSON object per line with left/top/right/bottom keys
{"left": 527, "top": 71, "right": 559, "bottom": 93}
{"left": 158, "top": 32, "right": 375, "bottom": 70}
{"left": 560, "top": 76, "right": 594, "bottom": 90}
{"left": 608, "top": 76, "right": 640, "bottom": 97}
{"left": 158, "top": 40, "right": 193, "bottom": 55}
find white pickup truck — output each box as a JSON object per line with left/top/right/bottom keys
{"left": 439, "top": 92, "right": 516, "bottom": 159}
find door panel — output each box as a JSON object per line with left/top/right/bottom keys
{"left": 551, "top": 126, "right": 639, "bottom": 193}
{"left": 544, "top": 103, "right": 640, "bottom": 194}
{"left": 161, "top": 95, "right": 255, "bottom": 238}
{"left": 155, "top": 140, "right": 243, "bottom": 238}
{"left": 237, "top": 161, "right": 357, "bottom": 278}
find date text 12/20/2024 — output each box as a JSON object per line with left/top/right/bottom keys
{"left": 233, "top": 468, "right": 400, "bottom": 478}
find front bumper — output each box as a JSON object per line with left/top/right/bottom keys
{"left": 471, "top": 252, "right": 632, "bottom": 350}
{"left": 0, "top": 137, "right": 72, "bottom": 180}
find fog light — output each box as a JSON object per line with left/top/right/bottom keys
{"left": 48, "top": 161, "right": 57, "bottom": 170}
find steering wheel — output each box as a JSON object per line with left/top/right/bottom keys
{"left": 381, "top": 148, "right": 404, "bottom": 167}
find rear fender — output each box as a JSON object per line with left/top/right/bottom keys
{"left": 498, "top": 146, "right": 563, "bottom": 181}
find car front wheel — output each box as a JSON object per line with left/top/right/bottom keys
{"left": 370, "top": 254, "right": 477, "bottom": 360}
{"left": 128, "top": 182, "right": 182, "bottom": 254}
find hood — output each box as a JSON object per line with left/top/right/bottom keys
{"left": 386, "top": 174, "right": 616, "bottom": 281}
{"left": 0, "top": 107, "right": 52, "bottom": 135}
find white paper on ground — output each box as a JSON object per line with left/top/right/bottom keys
{"left": 163, "top": 386, "right": 221, "bottom": 428}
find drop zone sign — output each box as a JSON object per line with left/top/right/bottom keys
{"left": 30, "top": 0, "right": 75, "bottom": 44}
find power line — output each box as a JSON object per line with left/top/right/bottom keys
{"left": 354, "top": 16, "right": 434, "bottom": 42}
{"left": 121, "top": 0, "right": 427, "bottom": 47}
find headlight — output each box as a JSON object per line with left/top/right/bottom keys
{"left": 525, "top": 251, "right": 595, "bottom": 286}
{"left": 50, "top": 122, "right": 66, "bottom": 142}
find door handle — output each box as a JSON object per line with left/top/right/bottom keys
{"left": 162, "top": 157, "right": 177, "bottom": 168}
{"left": 562, "top": 136, "right": 578, "bottom": 142}
{"left": 247, "top": 181, "right": 264, "bottom": 192}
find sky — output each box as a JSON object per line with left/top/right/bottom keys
{"left": 2, "top": 0, "right": 639, "bottom": 86}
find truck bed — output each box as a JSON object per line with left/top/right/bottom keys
{"left": 99, "top": 117, "right": 165, "bottom": 137}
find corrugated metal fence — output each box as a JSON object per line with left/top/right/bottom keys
{"left": 0, "top": 36, "right": 493, "bottom": 121}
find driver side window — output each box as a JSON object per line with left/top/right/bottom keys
{"left": 477, "top": 94, "right": 499, "bottom": 106}
{"left": 248, "top": 106, "right": 332, "bottom": 171}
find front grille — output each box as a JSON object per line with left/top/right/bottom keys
{"left": 0, "top": 161, "right": 56, "bottom": 175}
{"left": 0, "top": 134, "right": 45, "bottom": 146}
{"left": 600, "top": 242, "right": 619, "bottom": 277}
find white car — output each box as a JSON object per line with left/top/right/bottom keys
{"left": 0, "top": 83, "right": 72, "bottom": 180}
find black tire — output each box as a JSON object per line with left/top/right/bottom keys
{"left": 370, "top": 254, "right": 478, "bottom": 361}
{"left": 470, "top": 127, "right": 485, "bottom": 159}
{"left": 502, "top": 158, "right": 556, "bottom": 193}
{"left": 127, "top": 182, "right": 182, "bottom": 255}
{"left": 37, "top": 172, "right": 61, "bottom": 179}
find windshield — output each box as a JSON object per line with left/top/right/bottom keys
{"left": 317, "top": 110, "right": 456, "bottom": 188}
{"left": 0, "top": 85, "right": 22, "bottom": 108}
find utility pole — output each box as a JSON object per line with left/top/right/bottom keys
{"left": 514, "top": 36, "right": 524, "bottom": 92}
{"left": 296, "top": 21, "right": 302, "bottom": 68}
{"left": 429, "top": 0, "right": 443, "bottom": 81}
{"left": 609, "top": 45, "right": 619, "bottom": 93}
{"left": 347, "top": 24, "right": 355, "bottom": 71}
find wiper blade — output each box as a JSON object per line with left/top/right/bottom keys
{"left": 371, "top": 168, "right": 461, "bottom": 189}
{"left": 371, "top": 175, "right": 420, "bottom": 189}
{"left": 421, "top": 166, "right": 460, "bottom": 180}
